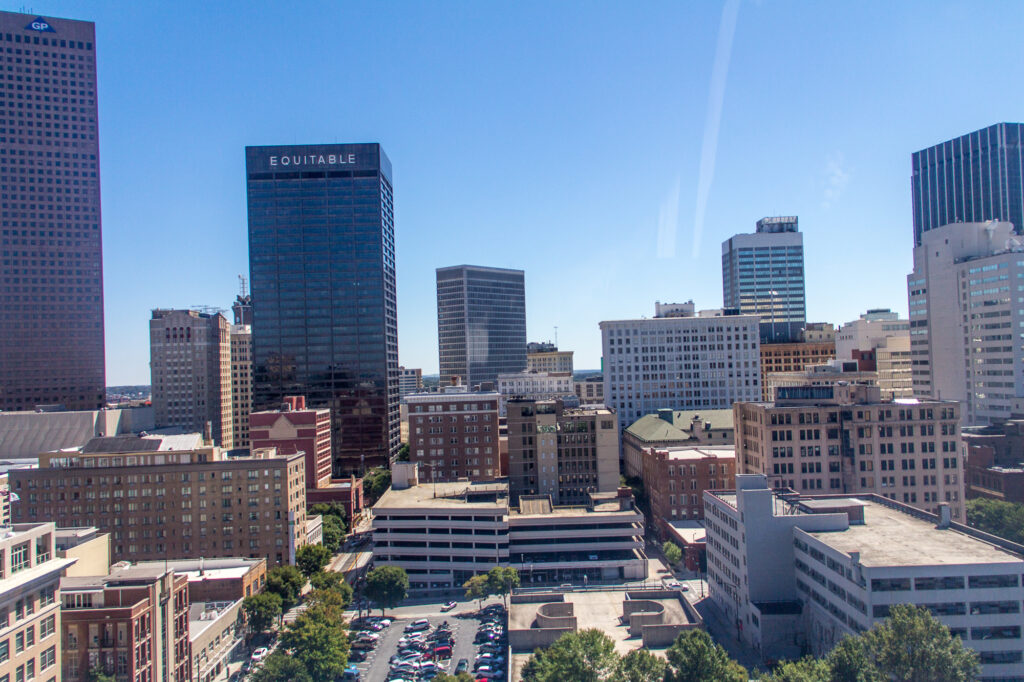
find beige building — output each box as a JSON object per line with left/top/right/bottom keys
{"left": 574, "top": 376, "right": 604, "bottom": 406}
{"left": 759, "top": 341, "right": 836, "bottom": 401}
{"left": 526, "top": 350, "right": 574, "bottom": 374}
{"left": 506, "top": 398, "right": 619, "bottom": 505}
{"left": 150, "top": 309, "right": 234, "bottom": 448}
{"left": 0, "top": 522, "right": 74, "bottom": 682}
{"left": 766, "top": 360, "right": 878, "bottom": 402}
{"left": 498, "top": 371, "right": 575, "bottom": 415}
{"left": 10, "top": 434, "right": 309, "bottom": 566}
{"left": 835, "top": 309, "right": 911, "bottom": 399}
{"left": 801, "top": 322, "right": 836, "bottom": 343}
{"left": 229, "top": 323, "right": 252, "bottom": 449}
{"left": 734, "top": 384, "right": 966, "bottom": 521}
{"left": 55, "top": 527, "right": 111, "bottom": 578}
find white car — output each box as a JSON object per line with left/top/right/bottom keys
{"left": 404, "top": 618, "right": 430, "bottom": 632}
{"left": 250, "top": 647, "right": 270, "bottom": 663}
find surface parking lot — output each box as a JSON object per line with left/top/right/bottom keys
{"left": 349, "top": 605, "right": 508, "bottom": 681}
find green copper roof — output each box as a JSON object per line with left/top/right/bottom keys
{"left": 625, "top": 408, "right": 734, "bottom": 443}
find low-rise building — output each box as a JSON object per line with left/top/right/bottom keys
{"left": 406, "top": 387, "right": 500, "bottom": 482}
{"left": 0, "top": 523, "right": 73, "bottom": 682}
{"left": 398, "top": 367, "right": 424, "bottom": 398}
{"left": 766, "top": 360, "right": 879, "bottom": 402}
{"left": 61, "top": 564, "right": 190, "bottom": 682}
{"left": 526, "top": 349, "right": 574, "bottom": 374}
{"left": 498, "top": 371, "right": 576, "bottom": 415}
{"left": 372, "top": 469, "right": 645, "bottom": 593}
{"left": 250, "top": 395, "right": 332, "bottom": 490}
{"left": 11, "top": 434, "right": 309, "bottom": 566}
{"left": 641, "top": 446, "right": 735, "bottom": 533}
{"left": 759, "top": 341, "right": 836, "bottom": 401}
{"left": 574, "top": 376, "right": 604, "bottom": 406}
{"left": 705, "top": 474, "right": 1024, "bottom": 678}
{"left": 188, "top": 599, "right": 243, "bottom": 682}
{"left": 506, "top": 399, "right": 619, "bottom": 505}
{"left": 966, "top": 439, "right": 1024, "bottom": 504}
{"left": 622, "top": 409, "right": 734, "bottom": 479}
{"left": 735, "top": 384, "right": 966, "bottom": 521}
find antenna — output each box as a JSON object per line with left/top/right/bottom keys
{"left": 238, "top": 274, "right": 248, "bottom": 298}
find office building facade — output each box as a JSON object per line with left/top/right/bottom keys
{"left": 398, "top": 367, "right": 423, "bottom": 398}
{"left": 437, "top": 265, "right": 527, "bottom": 388}
{"left": 526, "top": 349, "right": 573, "bottom": 374}
{"left": 149, "top": 309, "right": 234, "bottom": 448}
{"left": 722, "top": 216, "right": 806, "bottom": 343}
{"left": 908, "top": 220, "right": 1024, "bottom": 424}
{"left": 912, "top": 122, "right": 1024, "bottom": 247}
{"left": 0, "top": 11, "right": 105, "bottom": 411}
{"left": 600, "top": 309, "right": 761, "bottom": 428}
{"left": 230, "top": 322, "right": 252, "bottom": 449}
{"left": 246, "top": 143, "right": 399, "bottom": 475}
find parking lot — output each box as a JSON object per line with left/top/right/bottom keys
{"left": 348, "top": 604, "right": 508, "bottom": 681}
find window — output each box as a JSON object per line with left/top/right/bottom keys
{"left": 969, "top": 574, "right": 1019, "bottom": 589}
{"left": 40, "top": 645, "right": 54, "bottom": 670}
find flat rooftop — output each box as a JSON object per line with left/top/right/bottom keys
{"left": 374, "top": 481, "right": 508, "bottom": 510}
{"left": 805, "top": 499, "right": 1024, "bottom": 567}
{"left": 656, "top": 446, "right": 735, "bottom": 462}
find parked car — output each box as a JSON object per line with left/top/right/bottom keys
{"left": 405, "top": 619, "right": 430, "bottom": 632}
{"left": 341, "top": 666, "right": 361, "bottom": 681}
{"left": 250, "top": 647, "right": 269, "bottom": 663}
{"left": 455, "top": 658, "right": 469, "bottom": 673}
{"left": 441, "top": 600, "right": 458, "bottom": 612}
{"left": 348, "top": 649, "right": 368, "bottom": 662}
{"left": 433, "top": 645, "right": 453, "bottom": 659}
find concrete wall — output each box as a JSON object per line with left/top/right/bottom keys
{"left": 535, "top": 602, "right": 577, "bottom": 630}
{"left": 61, "top": 533, "right": 111, "bottom": 577}
{"left": 643, "top": 623, "right": 697, "bottom": 648}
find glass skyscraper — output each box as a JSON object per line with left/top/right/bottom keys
{"left": 246, "top": 143, "right": 398, "bottom": 475}
{"left": 722, "top": 217, "right": 806, "bottom": 344}
{"left": 912, "top": 122, "right": 1024, "bottom": 246}
{"left": 0, "top": 11, "right": 105, "bottom": 411}
{"left": 437, "top": 265, "right": 526, "bottom": 388}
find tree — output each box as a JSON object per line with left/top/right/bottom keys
{"left": 761, "top": 657, "right": 831, "bottom": 682}
{"left": 396, "top": 443, "right": 410, "bottom": 462}
{"left": 464, "top": 574, "right": 491, "bottom": 610}
{"left": 522, "top": 629, "right": 619, "bottom": 682}
{"left": 825, "top": 636, "right": 882, "bottom": 682}
{"left": 662, "top": 540, "right": 683, "bottom": 567}
{"left": 242, "top": 591, "right": 283, "bottom": 636}
{"left": 250, "top": 652, "right": 314, "bottom": 682}
{"left": 364, "top": 565, "right": 409, "bottom": 616}
{"left": 265, "top": 565, "right": 305, "bottom": 610}
{"left": 309, "top": 500, "right": 348, "bottom": 523}
{"left": 88, "top": 668, "right": 116, "bottom": 682}
{"left": 322, "top": 514, "right": 346, "bottom": 553}
{"left": 665, "top": 629, "right": 748, "bottom": 682}
{"left": 966, "top": 498, "right": 1024, "bottom": 544}
{"left": 434, "top": 674, "right": 476, "bottom": 682}
{"left": 614, "top": 648, "right": 667, "bottom": 682}
{"left": 486, "top": 566, "right": 520, "bottom": 607}
{"left": 851, "top": 604, "right": 979, "bottom": 682}
{"left": 296, "top": 544, "right": 332, "bottom": 577}
{"left": 363, "top": 467, "right": 392, "bottom": 505}
{"left": 279, "top": 608, "right": 350, "bottom": 681}
{"left": 309, "top": 570, "right": 353, "bottom": 607}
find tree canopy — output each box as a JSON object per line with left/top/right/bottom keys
{"left": 966, "top": 497, "right": 1024, "bottom": 544}
{"left": 265, "top": 565, "right": 305, "bottom": 610}
{"left": 296, "top": 544, "right": 333, "bottom": 577}
{"left": 242, "top": 591, "right": 282, "bottom": 636}
{"left": 615, "top": 648, "right": 667, "bottom": 682}
{"left": 250, "top": 652, "right": 314, "bottom": 682}
{"left": 662, "top": 541, "right": 683, "bottom": 566}
{"left": 363, "top": 467, "right": 392, "bottom": 505}
{"left": 522, "top": 629, "right": 620, "bottom": 682}
{"left": 665, "top": 629, "right": 748, "bottom": 682}
{"left": 364, "top": 565, "right": 409, "bottom": 615}
{"left": 321, "top": 514, "right": 346, "bottom": 553}
{"left": 486, "top": 566, "right": 520, "bottom": 606}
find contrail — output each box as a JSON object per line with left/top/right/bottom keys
{"left": 692, "top": 0, "right": 740, "bottom": 258}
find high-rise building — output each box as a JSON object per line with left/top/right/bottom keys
{"left": 836, "top": 309, "right": 912, "bottom": 399}
{"left": 437, "top": 265, "right": 527, "bottom": 387}
{"left": 911, "top": 122, "right": 1024, "bottom": 247}
{"left": 722, "top": 217, "right": 806, "bottom": 343}
{"left": 246, "top": 144, "right": 399, "bottom": 475}
{"left": 734, "top": 384, "right": 966, "bottom": 520}
{"left": 398, "top": 367, "right": 423, "bottom": 398}
{"left": 600, "top": 306, "right": 761, "bottom": 429}
{"left": 230, "top": 322, "right": 252, "bottom": 448}
{"left": 506, "top": 398, "right": 619, "bottom": 505}
{"left": 406, "top": 387, "right": 500, "bottom": 482}
{"left": 149, "top": 309, "right": 234, "bottom": 448}
{"left": 0, "top": 11, "right": 105, "bottom": 411}
{"left": 908, "top": 220, "right": 1024, "bottom": 424}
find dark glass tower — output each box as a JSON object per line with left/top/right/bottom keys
{"left": 912, "top": 122, "right": 1024, "bottom": 246}
{"left": 246, "top": 144, "right": 398, "bottom": 475}
{"left": 437, "top": 265, "right": 526, "bottom": 388}
{"left": 0, "top": 11, "right": 105, "bottom": 411}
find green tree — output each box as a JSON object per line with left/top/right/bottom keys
{"left": 321, "top": 514, "right": 346, "bottom": 553}
{"left": 364, "top": 565, "right": 409, "bottom": 616}
{"left": 486, "top": 566, "right": 520, "bottom": 607}
{"left": 309, "top": 500, "right": 348, "bottom": 523}
{"left": 309, "top": 570, "right": 353, "bottom": 605}
{"left": 433, "top": 674, "right": 476, "bottom": 682}
{"left": 363, "top": 467, "right": 392, "bottom": 505}
{"left": 296, "top": 544, "right": 333, "bottom": 577}
{"left": 242, "top": 591, "right": 283, "bottom": 636}
{"left": 265, "top": 565, "right": 305, "bottom": 610}
{"left": 279, "top": 608, "right": 350, "bottom": 681}
{"left": 852, "top": 604, "right": 980, "bottom": 682}
{"left": 662, "top": 540, "right": 683, "bottom": 567}
{"left": 665, "top": 629, "right": 747, "bottom": 682}
{"left": 522, "top": 629, "right": 619, "bottom": 682}
{"left": 396, "top": 442, "right": 410, "bottom": 462}
{"left": 88, "top": 667, "right": 116, "bottom": 682}
{"left": 761, "top": 657, "right": 831, "bottom": 682}
{"left": 250, "top": 652, "right": 314, "bottom": 682}
{"left": 614, "top": 648, "right": 667, "bottom": 682}
{"left": 464, "top": 573, "right": 491, "bottom": 610}
{"left": 966, "top": 497, "right": 1024, "bottom": 544}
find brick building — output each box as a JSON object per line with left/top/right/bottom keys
{"left": 61, "top": 565, "right": 190, "bottom": 682}
{"left": 250, "top": 396, "right": 332, "bottom": 489}
{"left": 622, "top": 409, "right": 734, "bottom": 479}
{"left": 734, "top": 384, "right": 966, "bottom": 521}
{"left": 758, "top": 341, "right": 836, "bottom": 401}
{"left": 640, "top": 446, "right": 735, "bottom": 534}
{"left": 11, "top": 434, "right": 309, "bottom": 566}
{"left": 406, "top": 388, "right": 500, "bottom": 482}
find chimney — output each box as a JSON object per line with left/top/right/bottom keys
{"left": 203, "top": 421, "right": 212, "bottom": 444}
{"left": 938, "top": 503, "right": 951, "bottom": 529}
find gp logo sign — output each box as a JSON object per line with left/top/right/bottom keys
{"left": 26, "top": 17, "right": 56, "bottom": 33}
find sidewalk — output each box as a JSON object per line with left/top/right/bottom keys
{"left": 692, "top": 597, "right": 763, "bottom": 672}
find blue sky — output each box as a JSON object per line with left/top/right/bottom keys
{"left": 17, "top": 1, "right": 1024, "bottom": 384}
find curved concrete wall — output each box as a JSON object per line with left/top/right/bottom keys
{"left": 536, "top": 602, "right": 577, "bottom": 630}
{"left": 625, "top": 600, "right": 666, "bottom": 636}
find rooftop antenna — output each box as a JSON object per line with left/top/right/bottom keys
{"left": 238, "top": 274, "right": 248, "bottom": 298}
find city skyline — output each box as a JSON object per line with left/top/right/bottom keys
{"left": 17, "top": 2, "right": 1024, "bottom": 384}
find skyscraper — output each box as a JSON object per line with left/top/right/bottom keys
{"left": 722, "top": 216, "right": 806, "bottom": 343}
{"left": 912, "top": 122, "right": 1024, "bottom": 246}
{"left": 0, "top": 11, "right": 105, "bottom": 411}
{"left": 437, "top": 265, "right": 527, "bottom": 387}
{"left": 246, "top": 144, "right": 398, "bottom": 475}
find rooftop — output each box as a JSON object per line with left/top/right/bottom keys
{"left": 81, "top": 430, "right": 203, "bottom": 453}
{"left": 653, "top": 446, "right": 735, "bottom": 462}
{"left": 375, "top": 481, "right": 509, "bottom": 510}
{"left": 625, "top": 409, "right": 734, "bottom": 442}
{"left": 132, "top": 557, "right": 264, "bottom": 581}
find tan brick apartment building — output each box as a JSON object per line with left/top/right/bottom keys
{"left": 406, "top": 388, "right": 501, "bottom": 482}
{"left": 734, "top": 384, "right": 966, "bottom": 521}
{"left": 11, "top": 435, "right": 309, "bottom": 566}
{"left": 0, "top": 523, "right": 72, "bottom": 682}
